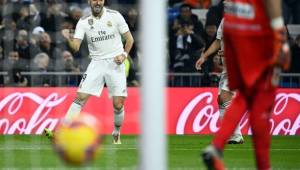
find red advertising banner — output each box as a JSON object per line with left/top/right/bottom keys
{"left": 0, "top": 88, "right": 299, "bottom": 135}
{"left": 0, "top": 88, "right": 140, "bottom": 135}
{"left": 168, "top": 88, "right": 300, "bottom": 135}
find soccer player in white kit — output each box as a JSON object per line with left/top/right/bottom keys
{"left": 195, "top": 18, "right": 244, "bottom": 144}
{"left": 45, "top": 0, "right": 134, "bottom": 144}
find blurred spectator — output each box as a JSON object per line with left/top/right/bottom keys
{"left": 198, "top": 0, "right": 224, "bottom": 83}
{"left": 31, "top": 26, "right": 45, "bottom": 45}
{"left": 196, "top": 19, "right": 218, "bottom": 79}
{"left": 203, "top": 20, "right": 217, "bottom": 44}
{"left": 2, "top": 51, "right": 28, "bottom": 86}
{"left": 125, "top": 7, "right": 140, "bottom": 75}
{"left": 169, "top": 4, "right": 205, "bottom": 72}
{"left": 0, "top": 18, "right": 17, "bottom": 56}
{"left": 200, "top": 1, "right": 223, "bottom": 86}
{"left": 68, "top": 5, "right": 82, "bottom": 26}
{"left": 40, "top": 1, "right": 67, "bottom": 32}
{"left": 28, "top": 4, "right": 41, "bottom": 27}
{"left": 212, "top": 52, "right": 222, "bottom": 73}
{"left": 126, "top": 8, "right": 138, "bottom": 35}
{"left": 15, "top": 29, "right": 40, "bottom": 60}
{"left": 289, "top": 35, "right": 300, "bottom": 73}
{"left": 16, "top": 4, "right": 40, "bottom": 30}
{"left": 282, "top": 0, "right": 300, "bottom": 24}
{"left": 16, "top": 5, "right": 30, "bottom": 30}
{"left": 37, "top": 32, "right": 62, "bottom": 61}
{"left": 55, "top": 50, "right": 81, "bottom": 86}
{"left": 55, "top": 50, "right": 80, "bottom": 72}
{"left": 30, "top": 52, "right": 54, "bottom": 86}
{"left": 205, "top": 0, "right": 223, "bottom": 29}
{"left": 172, "top": 4, "right": 205, "bottom": 36}
{"left": 1, "top": 0, "right": 22, "bottom": 22}
{"left": 60, "top": 18, "right": 74, "bottom": 30}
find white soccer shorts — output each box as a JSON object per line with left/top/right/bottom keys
{"left": 78, "top": 58, "right": 127, "bottom": 97}
{"left": 218, "top": 71, "right": 230, "bottom": 95}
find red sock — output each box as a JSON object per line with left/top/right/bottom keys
{"left": 249, "top": 86, "right": 275, "bottom": 170}
{"left": 213, "top": 92, "right": 247, "bottom": 150}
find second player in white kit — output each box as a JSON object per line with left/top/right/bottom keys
{"left": 195, "top": 18, "right": 244, "bottom": 144}
{"left": 61, "top": 0, "right": 134, "bottom": 144}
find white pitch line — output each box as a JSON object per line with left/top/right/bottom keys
{"left": 0, "top": 146, "right": 300, "bottom": 151}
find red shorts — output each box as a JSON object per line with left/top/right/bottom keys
{"left": 224, "top": 34, "right": 276, "bottom": 91}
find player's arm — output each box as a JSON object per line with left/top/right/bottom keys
{"left": 62, "top": 29, "right": 82, "bottom": 52}
{"left": 114, "top": 31, "right": 134, "bottom": 65}
{"left": 114, "top": 12, "right": 134, "bottom": 65}
{"left": 195, "top": 39, "right": 221, "bottom": 70}
{"left": 263, "top": 0, "right": 290, "bottom": 70}
{"left": 122, "top": 31, "right": 134, "bottom": 57}
{"left": 264, "top": 0, "right": 282, "bottom": 20}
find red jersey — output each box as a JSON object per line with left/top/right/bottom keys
{"left": 223, "top": 0, "right": 272, "bottom": 36}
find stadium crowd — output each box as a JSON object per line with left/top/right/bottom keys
{"left": 0, "top": 0, "right": 299, "bottom": 87}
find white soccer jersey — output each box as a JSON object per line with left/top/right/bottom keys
{"left": 216, "top": 18, "right": 227, "bottom": 74}
{"left": 216, "top": 18, "right": 224, "bottom": 50}
{"left": 74, "top": 7, "right": 129, "bottom": 60}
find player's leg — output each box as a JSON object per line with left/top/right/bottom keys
{"left": 248, "top": 69, "right": 277, "bottom": 170}
{"left": 105, "top": 58, "right": 127, "bottom": 144}
{"left": 202, "top": 33, "right": 244, "bottom": 170}
{"left": 213, "top": 91, "right": 247, "bottom": 150}
{"left": 218, "top": 89, "right": 244, "bottom": 144}
{"left": 44, "top": 92, "right": 91, "bottom": 139}
{"left": 112, "top": 96, "right": 126, "bottom": 144}
{"left": 202, "top": 92, "right": 247, "bottom": 170}
{"left": 45, "top": 60, "right": 104, "bottom": 139}
{"left": 64, "top": 92, "right": 90, "bottom": 122}
{"left": 218, "top": 67, "right": 244, "bottom": 144}
{"left": 65, "top": 59, "right": 105, "bottom": 122}
{"left": 202, "top": 145, "right": 225, "bottom": 170}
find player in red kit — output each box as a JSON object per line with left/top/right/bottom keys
{"left": 201, "top": 0, "right": 290, "bottom": 170}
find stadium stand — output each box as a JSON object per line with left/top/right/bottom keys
{"left": 0, "top": 0, "right": 299, "bottom": 88}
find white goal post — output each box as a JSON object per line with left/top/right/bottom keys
{"left": 140, "top": 0, "right": 167, "bottom": 170}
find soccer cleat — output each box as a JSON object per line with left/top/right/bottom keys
{"left": 227, "top": 134, "right": 244, "bottom": 144}
{"left": 44, "top": 128, "right": 54, "bottom": 139}
{"left": 112, "top": 132, "right": 121, "bottom": 144}
{"left": 202, "top": 145, "right": 225, "bottom": 170}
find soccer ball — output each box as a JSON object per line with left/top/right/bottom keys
{"left": 52, "top": 113, "right": 101, "bottom": 166}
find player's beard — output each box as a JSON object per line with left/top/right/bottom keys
{"left": 92, "top": 5, "right": 103, "bottom": 17}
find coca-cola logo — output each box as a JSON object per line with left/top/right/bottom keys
{"left": 0, "top": 92, "right": 67, "bottom": 134}
{"left": 176, "top": 92, "right": 300, "bottom": 135}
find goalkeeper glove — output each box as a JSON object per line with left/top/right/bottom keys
{"left": 271, "top": 18, "right": 291, "bottom": 71}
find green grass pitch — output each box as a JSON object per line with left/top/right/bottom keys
{"left": 0, "top": 135, "right": 300, "bottom": 169}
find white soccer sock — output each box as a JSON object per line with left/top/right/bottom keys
{"left": 233, "top": 123, "right": 242, "bottom": 136}
{"left": 218, "top": 101, "right": 231, "bottom": 118}
{"left": 219, "top": 106, "right": 225, "bottom": 119}
{"left": 113, "top": 106, "right": 124, "bottom": 134}
{"left": 220, "top": 101, "right": 242, "bottom": 136}
{"left": 64, "top": 102, "right": 82, "bottom": 122}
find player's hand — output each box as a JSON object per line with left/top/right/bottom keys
{"left": 114, "top": 54, "right": 126, "bottom": 65}
{"left": 195, "top": 53, "right": 206, "bottom": 70}
{"left": 61, "top": 29, "right": 74, "bottom": 40}
{"left": 272, "top": 28, "right": 291, "bottom": 71}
